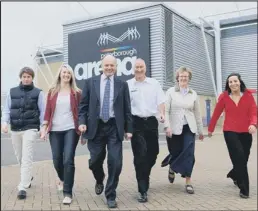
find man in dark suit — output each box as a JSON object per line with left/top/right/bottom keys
{"left": 78, "top": 55, "right": 133, "bottom": 209}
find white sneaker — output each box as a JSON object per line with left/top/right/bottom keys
{"left": 57, "top": 182, "right": 63, "bottom": 191}
{"left": 63, "top": 196, "right": 72, "bottom": 205}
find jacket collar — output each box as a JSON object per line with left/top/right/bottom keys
{"left": 19, "top": 82, "right": 34, "bottom": 91}
{"left": 175, "top": 83, "right": 193, "bottom": 94}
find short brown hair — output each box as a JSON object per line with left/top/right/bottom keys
{"left": 19, "top": 67, "right": 35, "bottom": 79}
{"left": 175, "top": 66, "right": 192, "bottom": 82}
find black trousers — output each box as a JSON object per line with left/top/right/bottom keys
{"left": 87, "top": 118, "right": 122, "bottom": 201}
{"left": 131, "top": 116, "right": 159, "bottom": 194}
{"left": 223, "top": 131, "right": 252, "bottom": 195}
{"left": 49, "top": 129, "right": 79, "bottom": 197}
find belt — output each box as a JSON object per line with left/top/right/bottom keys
{"left": 99, "top": 118, "right": 115, "bottom": 124}
{"left": 133, "top": 115, "right": 155, "bottom": 121}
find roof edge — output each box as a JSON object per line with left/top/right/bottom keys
{"left": 62, "top": 2, "right": 162, "bottom": 26}
{"left": 62, "top": 2, "right": 202, "bottom": 28}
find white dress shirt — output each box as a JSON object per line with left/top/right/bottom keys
{"left": 127, "top": 77, "right": 165, "bottom": 117}
{"left": 100, "top": 74, "right": 114, "bottom": 118}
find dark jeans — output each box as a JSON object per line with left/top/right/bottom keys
{"left": 87, "top": 118, "right": 122, "bottom": 201}
{"left": 131, "top": 116, "right": 159, "bottom": 194}
{"left": 223, "top": 131, "right": 252, "bottom": 196}
{"left": 166, "top": 124, "right": 195, "bottom": 178}
{"left": 49, "top": 129, "right": 79, "bottom": 197}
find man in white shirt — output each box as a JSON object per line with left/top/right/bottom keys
{"left": 127, "top": 58, "right": 165, "bottom": 203}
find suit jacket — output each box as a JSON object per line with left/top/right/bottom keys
{"left": 78, "top": 74, "right": 133, "bottom": 140}
{"left": 164, "top": 84, "right": 203, "bottom": 135}
{"left": 44, "top": 90, "right": 81, "bottom": 135}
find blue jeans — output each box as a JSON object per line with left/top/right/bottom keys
{"left": 49, "top": 129, "right": 79, "bottom": 197}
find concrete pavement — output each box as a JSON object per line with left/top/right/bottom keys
{"left": 1, "top": 132, "right": 257, "bottom": 211}
{"left": 1, "top": 126, "right": 222, "bottom": 166}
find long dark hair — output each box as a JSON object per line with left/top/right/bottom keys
{"left": 224, "top": 73, "right": 247, "bottom": 94}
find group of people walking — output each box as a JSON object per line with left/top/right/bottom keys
{"left": 1, "top": 55, "right": 257, "bottom": 208}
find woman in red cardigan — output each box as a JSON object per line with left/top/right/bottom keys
{"left": 208, "top": 73, "right": 257, "bottom": 199}
{"left": 40, "top": 64, "right": 81, "bottom": 205}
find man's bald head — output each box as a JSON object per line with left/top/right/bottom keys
{"left": 102, "top": 55, "right": 117, "bottom": 77}
{"left": 134, "top": 58, "right": 147, "bottom": 81}
{"left": 134, "top": 58, "right": 146, "bottom": 69}
{"left": 102, "top": 55, "right": 117, "bottom": 65}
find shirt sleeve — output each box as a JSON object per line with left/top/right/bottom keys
{"left": 1, "top": 91, "right": 11, "bottom": 125}
{"left": 208, "top": 93, "right": 225, "bottom": 133}
{"left": 248, "top": 94, "right": 257, "bottom": 127}
{"left": 193, "top": 95, "right": 204, "bottom": 135}
{"left": 126, "top": 80, "right": 133, "bottom": 102}
{"left": 156, "top": 81, "right": 166, "bottom": 105}
{"left": 37, "top": 91, "right": 46, "bottom": 126}
{"left": 164, "top": 89, "right": 172, "bottom": 129}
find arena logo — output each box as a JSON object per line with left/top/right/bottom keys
{"left": 97, "top": 27, "right": 140, "bottom": 46}
{"left": 74, "top": 46, "right": 138, "bottom": 80}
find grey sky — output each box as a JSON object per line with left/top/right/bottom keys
{"left": 1, "top": 2, "right": 257, "bottom": 92}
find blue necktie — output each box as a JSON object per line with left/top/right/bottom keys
{"left": 101, "top": 78, "right": 110, "bottom": 122}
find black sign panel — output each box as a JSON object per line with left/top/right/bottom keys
{"left": 68, "top": 18, "right": 150, "bottom": 89}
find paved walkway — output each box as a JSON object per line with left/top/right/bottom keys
{"left": 1, "top": 134, "right": 257, "bottom": 210}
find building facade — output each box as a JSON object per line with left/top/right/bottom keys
{"left": 34, "top": 3, "right": 257, "bottom": 129}
{"left": 220, "top": 15, "right": 257, "bottom": 95}
{"left": 63, "top": 3, "right": 218, "bottom": 126}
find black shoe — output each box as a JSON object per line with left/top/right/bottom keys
{"left": 95, "top": 175, "right": 105, "bottom": 195}
{"left": 107, "top": 200, "right": 117, "bottom": 208}
{"left": 239, "top": 189, "right": 249, "bottom": 199}
{"left": 168, "top": 168, "right": 175, "bottom": 184}
{"left": 240, "top": 192, "right": 249, "bottom": 199}
{"left": 227, "top": 174, "right": 238, "bottom": 187}
{"left": 95, "top": 183, "right": 104, "bottom": 195}
{"left": 228, "top": 177, "right": 238, "bottom": 186}
{"left": 17, "top": 190, "right": 27, "bottom": 200}
{"left": 138, "top": 192, "right": 148, "bottom": 203}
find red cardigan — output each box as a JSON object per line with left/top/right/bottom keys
{"left": 208, "top": 90, "right": 257, "bottom": 133}
{"left": 44, "top": 90, "right": 81, "bottom": 135}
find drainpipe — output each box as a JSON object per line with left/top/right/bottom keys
{"left": 214, "top": 19, "right": 222, "bottom": 96}
{"left": 200, "top": 21, "right": 218, "bottom": 99}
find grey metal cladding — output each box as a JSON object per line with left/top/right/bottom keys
{"left": 221, "top": 24, "right": 257, "bottom": 90}
{"left": 63, "top": 5, "right": 165, "bottom": 85}
{"left": 164, "top": 8, "right": 173, "bottom": 87}
{"left": 173, "top": 14, "right": 216, "bottom": 96}
{"left": 222, "top": 24, "right": 257, "bottom": 38}
{"left": 220, "top": 15, "right": 257, "bottom": 28}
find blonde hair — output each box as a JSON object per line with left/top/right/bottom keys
{"left": 175, "top": 66, "right": 192, "bottom": 82}
{"left": 48, "top": 64, "right": 81, "bottom": 96}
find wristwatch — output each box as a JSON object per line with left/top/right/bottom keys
{"left": 41, "top": 123, "right": 48, "bottom": 127}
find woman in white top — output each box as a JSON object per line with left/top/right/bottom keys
{"left": 41, "top": 64, "right": 81, "bottom": 205}
{"left": 162, "top": 66, "right": 204, "bottom": 194}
